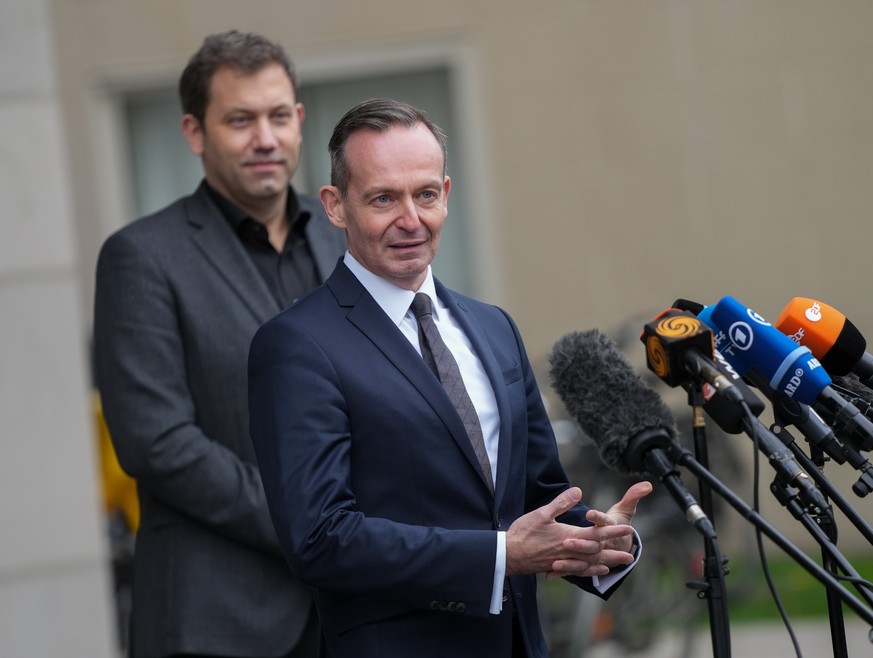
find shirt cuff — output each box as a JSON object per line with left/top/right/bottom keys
{"left": 591, "top": 528, "right": 642, "bottom": 592}
{"left": 490, "top": 531, "right": 507, "bottom": 614}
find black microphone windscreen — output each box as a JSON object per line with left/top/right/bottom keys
{"left": 548, "top": 329, "right": 678, "bottom": 477}
{"left": 822, "top": 318, "right": 867, "bottom": 376}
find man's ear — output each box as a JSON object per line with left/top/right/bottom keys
{"left": 320, "top": 186, "right": 346, "bottom": 229}
{"left": 181, "top": 114, "right": 204, "bottom": 156}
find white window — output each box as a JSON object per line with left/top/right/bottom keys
{"left": 123, "top": 66, "right": 475, "bottom": 294}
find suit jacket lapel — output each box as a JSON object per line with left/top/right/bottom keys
{"left": 327, "top": 264, "right": 491, "bottom": 488}
{"left": 186, "top": 185, "right": 280, "bottom": 325}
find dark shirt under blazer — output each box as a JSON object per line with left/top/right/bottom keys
{"left": 94, "top": 182, "right": 347, "bottom": 658}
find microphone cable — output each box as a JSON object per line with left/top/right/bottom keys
{"left": 741, "top": 398, "right": 873, "bottom": 652}
{"left": 739, "top": 398, "right": 804, "bottom": 658}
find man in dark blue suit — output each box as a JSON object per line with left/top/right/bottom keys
{"left": 248, "top": 98, "right": 652, "bottom": 657}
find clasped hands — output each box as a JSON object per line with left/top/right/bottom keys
{"left": 505, "top": 482, "right": 653, "bottom": 579}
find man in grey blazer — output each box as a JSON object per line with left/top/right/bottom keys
{"left": 93, "top": 31, "right": 346, "bottom": 658}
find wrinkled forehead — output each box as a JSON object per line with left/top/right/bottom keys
{"left": 345, "top": 124, "right": 445, "bottom": 183}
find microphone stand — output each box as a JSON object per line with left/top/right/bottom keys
{"left": 769, "top": 461, "right": 849, "bottom": 658}
{"left": 666, "top": 443, "right": 873, "bottom": 628}
{"left": 739, "top": 374, "right": 873, "bottom": 543}
{"left": 768, "top": 415, "right": 873, "bottom": 545}
{"left": 685, "top": 381, "right": 732, "bottom": 658}
{"left": 733, "top": 372, "right": 873, "bottom": 653}
{"left": 814, "top": 504, "right": 850, "bottom": 658}
{"left": 766, "top": 412, "right": 873, "bottom": 542}
{"left": 769, "top": 393, "right": 873, "bottom": 507}
{"left": 766, "top": 421, "right": 873, "bottom": 657}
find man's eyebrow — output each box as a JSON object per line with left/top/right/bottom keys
{"left": 221, "top": 101, "right": 294, "bottom": 116}
{"left": 359, "top": 185, "right": 395, "bottom": 198}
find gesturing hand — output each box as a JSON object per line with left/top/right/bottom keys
{"left": 505, "top": 487, "right": 637, "bottom": 579}
{"left": 585, "top": 480, "right": 653, "bottom": 553}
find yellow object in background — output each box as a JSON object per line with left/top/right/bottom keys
{"left": 93, "top": 392, "right": 139, "bottom": 533}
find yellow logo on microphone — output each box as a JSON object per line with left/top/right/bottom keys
{"left": 641, "top": 311, "right": 714, "bottom": 387}
{"left": 645, "top": 336, "right": 669, "bottom": 378}
{"left": 655, "top": 314, "right": 702, "bottom": 338}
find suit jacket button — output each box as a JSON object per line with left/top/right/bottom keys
{"left": 456, "top": 602, "right": 467, "bottom": 614}
{"left": 439, "top": 601, "right": 449, "bottom": 612}
{"left": 429, "top": 600, "right": 440, "bottom": 610}
{"left": 447, "top": 602, "right": 457, "bottom": 612}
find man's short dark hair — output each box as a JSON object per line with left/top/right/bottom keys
{"left": 179, "top": 30, "right": 298, "bottom": 125}
{"left": 327, "top": 98, "right": 448, "bottom": 197}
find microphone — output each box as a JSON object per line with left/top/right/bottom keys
{"left": 640, "top": 309, "right": 765, "bottom": 433}
{"left": 697, "top": 296, "right": 830, "bottom": 404}
{"left": 662, "top": 299, "right": 831, "bottom": 511}
{"left": 548, "top": 329, "right": 716, "bottom": 539}
{"left": 658, "top": 301, "right": 768, "bottom": 433}
{"left": 769, "top": 392, "right": 848, "bottom": 465}
{"left": 769, "top": 390, "right": 873, "bottom": 497}
{"left": 698, "top": 295, "right": 873, "bottom": 452}
{"left": 775, "top": 297, "right": 873, "bottom": 386}
{"left": 641, "top": 309, "right": 731, "bottom": 393}
{"left": 833, "top": 372, "right": 873, "bottom": 418}
{"left": 694, "top": 300, "right": 873, "bottom": 496}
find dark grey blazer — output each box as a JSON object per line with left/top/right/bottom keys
{"left": 94, "top": 182, "right": 346, "bottom": 658}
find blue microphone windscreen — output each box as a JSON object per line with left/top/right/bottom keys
{"left": 708, "top": 296, "right": 831, "bottom": 406}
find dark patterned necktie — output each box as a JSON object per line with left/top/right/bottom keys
{"left": 411, "top": 293, "right": 494, "bottom": 494}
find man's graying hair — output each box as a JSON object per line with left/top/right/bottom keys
{"left": 179, "top": 30, "right": 298, "bottom": 125}
{"left": 327, "top": 98, "right": 448, "bottom": 197}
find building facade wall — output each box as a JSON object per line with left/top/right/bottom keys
{"left": 0, "top": 0, "right": 116, "bottom": 655}
{"left": 0, "top": 3, "right": 868, "bottom": 650}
